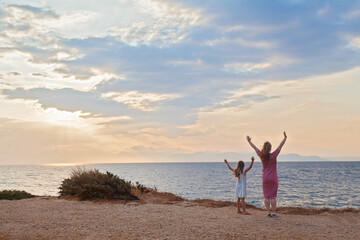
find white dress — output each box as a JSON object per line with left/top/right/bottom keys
{"left": 235, "top": 172, "right": 247, "bottom": 198}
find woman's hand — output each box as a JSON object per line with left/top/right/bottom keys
{"left": 224, "top": 159, "right": 228, "bottom": 163}
{"left": 283, "top": 131, "right": 287, "bottom": 138}
{"left": 246, "top": 136, "right": 251, "bottom": 142}
{"left": 251, "top": 156, "right": 255, "bottom": 161}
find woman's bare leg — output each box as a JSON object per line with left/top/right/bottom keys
{"left": 270, "top": 198, "right": 277, "bottom": 213}
{"left": 264, "top": 198, "right": 271, "bottom": 214}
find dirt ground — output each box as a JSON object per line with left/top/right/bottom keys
{"left": 0, "top": 194, "right": 359, "bottom": 240}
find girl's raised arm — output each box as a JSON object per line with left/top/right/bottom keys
{"left": 247, "top": 136, "right": 260, "bottom": 154}
{"left": 224, "top": 159, "right": 234, "bottom": 172}
{"left": 245, "top": 156, "right": 255, "bottom": 174}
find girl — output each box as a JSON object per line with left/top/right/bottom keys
{"left": 224, "top": 157, "right": 255, "bottom": 215}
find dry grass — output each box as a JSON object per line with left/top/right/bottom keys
{"left": 137, "top": 189, "right": 185, "bottom": 204}
{"left": 139, "top": 192, "right": 360, "bottom": 215}
{"left": 277, "top": 206, "right": 360, "bottom": 215}
{"left": 59, "top": 188, "right": 359, "bottom": 215}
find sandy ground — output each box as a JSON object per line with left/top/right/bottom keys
{"left": 0, "top": 194, "right": 359, "bottom": 240}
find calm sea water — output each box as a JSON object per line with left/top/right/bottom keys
{"left": 1, "top": 162, "right": 359, "bottom": 208}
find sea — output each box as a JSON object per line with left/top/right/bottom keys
{"left": 1, "top": 162, "right": 359, "bottom": 209}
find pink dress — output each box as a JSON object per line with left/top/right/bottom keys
{"left": 256, "top": 148, "right": 280, "bottom": 199}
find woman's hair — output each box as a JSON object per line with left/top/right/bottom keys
{"left": 234, "top": 161, "right": 245, "bottom": 177}
{"left": 261, "top": 141, "right": 272, "bottom": 161}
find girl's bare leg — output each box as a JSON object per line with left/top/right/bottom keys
{"left": 237, "top": 197, "right": 243, "bottom": 214}
{"left": 242, "top": 198, "right": 250, "bottom": 215}
{"left": 270, "top": 198, "right": 277, "bottom": 213}
{"left": 264, "top": 198, "right": 271, "bottom": 214}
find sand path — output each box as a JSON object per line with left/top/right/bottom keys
{"left": 0, "top": 197, "right": 359, "bottom": 240}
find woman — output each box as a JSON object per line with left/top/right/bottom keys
{"left": 247, "top": 132, "right": 287, "bottom": 217}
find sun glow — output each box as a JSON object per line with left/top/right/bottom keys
{"left": 41, "top": 163, "right": 86, "bottom": 167}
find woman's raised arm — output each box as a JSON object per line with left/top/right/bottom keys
{"left": 247, "top": 136, "right": 260, "bottom": 154}
{"left": 276, "top": 131, "right": 287, "bottom": 152}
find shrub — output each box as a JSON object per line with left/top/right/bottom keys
{"left": 0, "top": 190, "right": 35, "bottom": 200}
{"left": 135, "top": 181, "right": 149, "bottom": 193}
{"left": 59, "top": 168, "right": 145, "bottom": 200}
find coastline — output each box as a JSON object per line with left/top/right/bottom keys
{"left": 0, "top": 191, "right": 359, "bottom": 240}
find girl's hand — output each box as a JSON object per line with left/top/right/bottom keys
{"left": 284, "top": 131, "right": 287, "bottom": 138}
{"left": 251, "top": 156, "right": 255, "bottom": 161}
{"left": 224, "top": 159, "right": 228, "bottom": 163}
{"left": 246, "top": 136, "right": 251, "bottom": 142}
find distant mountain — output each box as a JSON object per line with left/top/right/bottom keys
{"left": 327, "top": 156, "right": 360, "bottom": 161}
{"left": 279, "top": 154, "right": 360, "bottom": 162}
{"left": 165, "top": 152, "right": 359, "bottom": 162}
{"left": 278, "top": 153, "right": 329, "bottom": 161}
{"left": 170, "top": 152, "right": 332, "bottom": 162}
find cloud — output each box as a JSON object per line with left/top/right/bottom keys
{"left": 1, "top": 0, "right": 360, "bottom": 163}
{"left": 222, "top": 62, "right": 272, "bottom": 74}
{"left": 342, "top": 7, "right": 360, "bottom": 20}
{"left": 316, "top": 5, "right": 331, "bottom": 18}
{"left": 3, "top": 0, "right": 202, "bottom": 43}
{"left": 178, "top": 66, "right": 360, "bottom": 155}
{"left": 222, "top": 56, "right": 297, "bottom": 75}
{"left": 0, "top": 50, "right": 121, "bottom": 91}
{"left": 102, "top": 91, "right": 180, "bottom": 111}
{"left": 7, "top": 71, "right": 22, "bottom": 76}
{"left": 0, "top": 5, "right": 88, "bottom": 85}
{"left": 108, "top": 0, "right": 202, "bottom": 46}
{"left": 45, "top": 10, "right": 98, "bottom": 29}
{"left": 0, "top": 117, "right": 125, "bottom": 164}
{"left": 32, "top": 72, "right": 51, "bottom": 78}
{"left": 1, "top": 4, "right": 99, "bottom": 43}
{"left": 1, "top": 5, "right": 60, "bottom": 49}
{"left": 5, "top": 4, "right": 59, "bottom": 19}
{"left": 347, "top": 36, "right": 360, "bottom": 50}
{"left": 0, "top": 94, "right": 130, "bottom": 129}
{"left": 206, "top": 36, "right": 276, "bottom": 49}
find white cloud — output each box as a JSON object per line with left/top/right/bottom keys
{"left": 0, "top": 94, "right": 131, "bottom": 130}
{"left": 45, "top": 10, "right": 98, "bottom": 28}
{"left": 207, "top": 37, "right": 275, "bottom": 49}
{"left": 102, "top": 91, "right": 180, "bottom": 111}
{"left": 347, "top": 36, "right": 360, "bottom": 50}
{"left": 166, "top": 59, "right": 203, "bottom": 66}
{"left": 222, "top": 62, "right": 272, "bottom": 74}
{"left": 0, "top": 50, "right": 121, "bottom": 91}
{"left": 316, "top": 5, "right": 331, "bottom": 18}
{"left": 108, "top": 0, "right": 202, "bottom": 46}
{"left": 2, "top": 5, "right": 60, "bottom": 49}
{"left": 343, "top": 8, "right": 360, "bottom": 20}
{"left": 178, "top": 67, "right": 360, "bottom": 156}
{"left": 2, "top": 0, "right": 202, "bottom": 45}
{"left": 222, "top": 57, "right": 297, "bottom": 75}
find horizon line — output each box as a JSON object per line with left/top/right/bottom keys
{"left": 1, "top": 159, "right": 360, "bottom": 167}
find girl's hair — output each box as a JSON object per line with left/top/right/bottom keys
{"left": 234, "top": 161, "right": 245, "bottom": 177}
{"left": 261, "top": 141, "right": 272, "bottom": 161}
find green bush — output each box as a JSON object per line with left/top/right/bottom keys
{"left": 134, "top": 181, "right": 149, "bottom": 193}
{"left": 0, "top": 190, "right": 35, "bottom": 200}
{"left": 59, "top": 168, "right": 145, "bottom": 200}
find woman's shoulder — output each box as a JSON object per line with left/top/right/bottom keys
{"left": 271, "top": 148, "right": 280, "bottom": 155}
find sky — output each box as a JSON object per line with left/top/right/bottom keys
{"left": 0, "top": 0, "right": 360, "bottom": 165}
